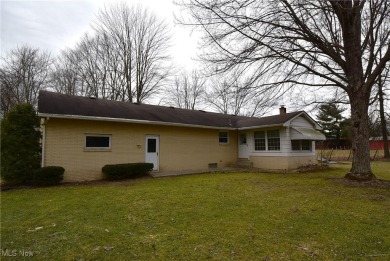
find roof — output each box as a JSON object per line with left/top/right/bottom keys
{"left": 38, "top": 91, "right": 308, "bottom": 130}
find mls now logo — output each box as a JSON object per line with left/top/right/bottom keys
{"left": 1, "top": 249, "right": 34, "bottom": 257}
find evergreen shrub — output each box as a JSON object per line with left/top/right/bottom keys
{"left": 102, "top": 163, "right": 153, "bottom": 180}
{"left": 33, "top": 166, "right": 65, "bottom": 186}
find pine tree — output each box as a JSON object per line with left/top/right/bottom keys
{"left": 1, "top": 103, "right": 40, "bottom": 184}
{"left": 317, "top": 103, "right": 347, "bottom": 146}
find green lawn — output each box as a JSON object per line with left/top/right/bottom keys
{"left": 1, "top": 162, "right": 390, "bottom": 260}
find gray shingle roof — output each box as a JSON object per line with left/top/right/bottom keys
{"left": 38, "top": 91, "right": 303, "bottom": 129}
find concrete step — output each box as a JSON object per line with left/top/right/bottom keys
{"left": 236, "top": 158, "right": 253, "bottom": 168}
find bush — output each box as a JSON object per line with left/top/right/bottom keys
{"left": 102, "top": 163, "right": 154, "bottom": 180}
{"left": 33, "top": 166, "right": 65, "bottom": 186}
{"left": 1, "top": 103, "right": 41, "bottom": 184}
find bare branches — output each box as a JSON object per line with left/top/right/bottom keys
{"left": 162, "top": 70, "right": 206, "bottom": 110}
{"left": 54, "top": 3, "right": 172, "bottom": 103}
{"left": 1, "top": 45, "right": 52, "bottom": 115}
{"left": 178, "top": 0, "right": 390, "bottom": 96}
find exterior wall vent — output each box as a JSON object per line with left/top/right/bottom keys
{"left": 208, "top": 163, "right": 218, "bottom": 169}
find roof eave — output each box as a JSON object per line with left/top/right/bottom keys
{"left": 38, "top": 113, "right": 237, "bottom": 130}
{"left": 237, "top": 124, "right": 284, "bottom": 130}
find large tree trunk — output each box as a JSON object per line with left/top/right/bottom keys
{"left": 346, "top": 93, "right": 375, "bottom": 180}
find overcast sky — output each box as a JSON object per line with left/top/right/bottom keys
{"left": 1, "top": 0, "right": 200, "bottom": 70}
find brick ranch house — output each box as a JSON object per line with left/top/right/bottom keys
{"left": 38, "top": 91, "right": 325, "bottom": 182}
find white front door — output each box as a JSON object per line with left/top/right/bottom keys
{"left": 145, "top": 136, "right": 159, "bottom": 171}
{"left": 238, "top": 133, "right": 249, "bottom": 158}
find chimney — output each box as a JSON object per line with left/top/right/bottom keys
{"left": 279, "top": 105, "right": 286, "bottom": 114}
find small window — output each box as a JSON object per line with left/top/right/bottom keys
{"left": 85, "top": 135, "right": 111, "bottom": 149}
{"left": 267, "top": 130, "right": 280, "bottom": 151}
{"left": 219, "top": 131, "right": 229, "bottom": 144}
{"left": 254, "top": 131, "right": 266, "bottom": 151}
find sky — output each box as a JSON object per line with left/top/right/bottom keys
{"left": 0, "top": 0, "right": 295, "bottom": 116}
{"left": 1, "top": 0, "right": 201, "bottom": 70}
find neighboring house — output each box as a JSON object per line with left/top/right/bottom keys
{"left": 38, "top": 91, "right": 325, "bottom": 182}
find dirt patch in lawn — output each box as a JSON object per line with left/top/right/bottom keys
{"left": 333, "top": 178, "right": 390, "bottom": 188}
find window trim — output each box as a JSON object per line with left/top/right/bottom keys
{"left": 84, "top": 134, "right": 112, "bottom": 151}
{"left": 219, "top": 131, "right": 229, "bottom": 144}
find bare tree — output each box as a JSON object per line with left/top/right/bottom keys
{"left": 0, "top": 45, "right": 51, "bottom": 115}
{"left": 163, "top": 70, "right": 205, "bottom": 109}
{"left": 179, "top": 0, "right": 390, "bottom": 180}
{"left": 205, "top": 70, "right": 278, "bottom": 116}
{"left": 94, "top": 3, "right": 172, "bottom": 103}
{"left": 51, "top": 49, "right": 82, "bottom": 96}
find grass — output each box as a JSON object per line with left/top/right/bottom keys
{"left": 1, "top": 162, "right": 390, "bottom": 260}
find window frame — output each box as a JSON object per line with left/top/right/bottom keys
{"left": 254, "top": 130, "right": 280, "bottom": 151}
{"left": 219, "top": 131, "right": 229, "bottom": 144}
{"left": 267, "top": 130, "right": 280, "bottom": 151}
{"left": 84, "top": 134, "right": 112, "bottom": 151}
{"left": 254, "top": 131, "right": 266, "bottom": 151}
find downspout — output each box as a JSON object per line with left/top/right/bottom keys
{"left": 40, "top": 117, "right": 48, "bottom": 167}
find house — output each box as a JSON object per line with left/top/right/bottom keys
{"left": 38, "top": 91, "right": 326, "bottom": 182}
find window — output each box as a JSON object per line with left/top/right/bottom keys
{"left": 301, "top": 140, "right": 312, "bottom": 151}
{"left": 291, "top": 140, "right": 301, "bottom": 151}
{"left": 85, "top": 135, "right": 111, "bottom": 149}
{"left": 291, "top": 140, "right": 312, "bottom": 151}
{"left": 254, "top": 131, "right": 266, "bottom": 151}
{"left": 254, "top": 130, "right": 280, "bottom": 151}
{"left": 239, "top": 133, "right": 247, "bottom": 145}
{"left": 219, "top": 131, "right": 229, "bottom": 144}
{"left": 267, "top": 130, "right": 280, "bottom": 151}
{"left": 147, "top": 138, "right": 157, "bottom": 153}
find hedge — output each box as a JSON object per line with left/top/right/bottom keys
{"left": 102, "top": 163, "right": 154, "bottom": 180}
{"left": 33, "top": 166, "right": 65, "bottom": 186}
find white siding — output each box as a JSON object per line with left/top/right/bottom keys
{"left": 290, "top": 116, "right": 314, "bottom": 128}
